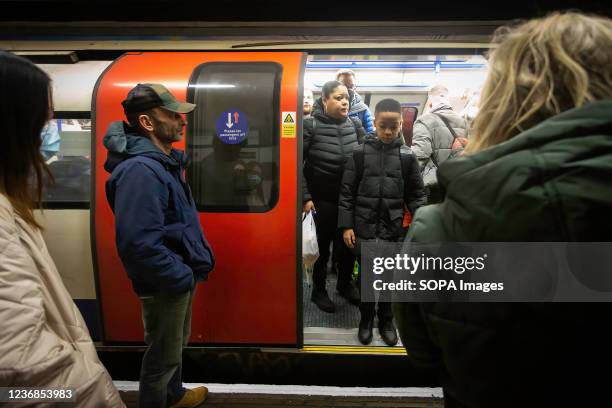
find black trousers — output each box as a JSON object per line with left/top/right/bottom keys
{"left": 312, "top": 198, "right": 355, "bottom": 292}
{"left": 356, "top": 261, "right": 393, "bottom": 323}
{"left": 360, "top": 301, "right": 393, "bottom": 323}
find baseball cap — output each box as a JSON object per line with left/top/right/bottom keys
{"left": 121, "top": 83, "right": 196, "bottom": 115}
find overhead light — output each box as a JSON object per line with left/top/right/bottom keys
{"left": 313, "top": 83, "right": 430, "bottom": 88}
{"left": 306, "top": 60, "right": 485, "bottom": 70}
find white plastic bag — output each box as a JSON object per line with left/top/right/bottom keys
{"left": 302, "top": 211, "right": 319, "bottom": 286}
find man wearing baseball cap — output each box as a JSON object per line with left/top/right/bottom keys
{"left": 104, "top": 84, "right": 215, "bottom": 408}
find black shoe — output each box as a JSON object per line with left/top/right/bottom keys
{"left": 379, "top": 320, "right": 398, "bottom": 346}
{"left": 311, "top": 290, "right": 335, "bottom": 313}
{"left": 337, "top": 282, "right": 360, "bottom": 306}
{"left": 358, "top": 319, "right": 373, "bottom": 345}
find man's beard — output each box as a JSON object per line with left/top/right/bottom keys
{"left": 154, "top": 122, "right": 182, "bottom": 142}
{"left": 168, "top": 131, "right": 182, "bottom": 142}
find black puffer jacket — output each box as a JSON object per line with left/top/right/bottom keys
{"left": 303, "top": 112, "right": 365, "bottom": 202}
{"left": 338, "top": 134, "right": 426, "bottom": 241}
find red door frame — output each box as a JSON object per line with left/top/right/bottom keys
{"left": 93, "top": 52, "right": 305, "bottom": 346}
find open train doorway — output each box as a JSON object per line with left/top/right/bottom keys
{"left": 300, "top": 53, "right": 488, "bottom": 348}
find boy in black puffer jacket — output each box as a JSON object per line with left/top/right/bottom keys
{"left": 338, "top": 99, "right": 426, "bottom": 345}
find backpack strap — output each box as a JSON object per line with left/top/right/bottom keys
{"left": 429, "top": 112, "right": 462, "bottom": 168}
{"left": 433, "top": 112, "right": 459, "bottom": 142}
{"left": 398, "top": 146, "right": 411, "bottom": 183}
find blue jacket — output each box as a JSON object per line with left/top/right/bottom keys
{"left": 104, "top": 121, "right": 215, "bottom": 295}
{"left": 349, "top": 92, "right": 374, "bottom": 134}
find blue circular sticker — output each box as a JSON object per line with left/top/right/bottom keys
{"left": 215, "top": 109, "right": 248, "bottom": 145}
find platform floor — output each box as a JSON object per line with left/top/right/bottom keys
{"left": 115, "top": 382, "right": 444, "bottom": 407}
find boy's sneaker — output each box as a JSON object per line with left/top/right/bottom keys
{"left": 358, "top": 319, "right": 373, "bottom": 345}
{"left": 379, "top": 320, "right": 398, "bottom": 346}
{"left": 170, "top": 386, "right": 208, "bottom": 408}
{"left": 337, "top": 282, "right": 360, "bottom": 305}
{"left": 311, "top": 289, "right": 335, "bottom": 313}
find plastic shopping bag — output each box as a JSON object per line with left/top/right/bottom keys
{"left": 302, "top": 211, "right": 319, "bottom": 286}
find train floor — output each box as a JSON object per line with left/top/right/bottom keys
{"left": 303, "top": 273, "right": 404, "bottom": 348}
{"left": 114, "top": 382, "right": 444, "bottom": 407}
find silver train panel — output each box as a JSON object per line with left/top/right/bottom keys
{"left": 35, "top": 209, "right": 96, "bottom": 300}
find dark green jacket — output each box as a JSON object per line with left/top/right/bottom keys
{"left": 395, "top": 100, "right": 612, "bottom": 407}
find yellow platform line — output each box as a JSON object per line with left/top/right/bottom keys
{"left": 301, "top": 345, "right": 408, "bottom": 355}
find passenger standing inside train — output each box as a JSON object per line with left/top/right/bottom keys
{"left": 395, "top": 12, "right": 612, "bottom": 407}
{"left": 336, "top": 69, "right": 375, "bottom": 133}
{"left": 40, "top": 119, "right": 61, "bottom": 161}
{"left": 104, "top": 84, "right": 215, "bottom": 408}
{"left": 0, "top": 51, "right": 125, "bottom": 407}
{"left": 411, "top": 84, "right": 467, "bottom": 204}
{"left": 303, "top": 87, "right": 314, "bottom": 119}
{"left": 303, "top": 80, "right": 366, "bottom": 312}
{"left": 338, "top": 98, "right": 426, "bottom": 345}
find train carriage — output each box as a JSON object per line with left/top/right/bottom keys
{"left": 31, "top": 48, "right": 487, "bottom": 352}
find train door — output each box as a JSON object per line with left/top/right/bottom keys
{"left": 93, "top": 52, "right": 305, "bottom": 346}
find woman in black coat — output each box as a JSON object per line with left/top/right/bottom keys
{"left": 303, "top": 80, "right": 365, "bottom": 313}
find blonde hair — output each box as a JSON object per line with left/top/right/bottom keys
{"left": 466, "top": 12, "right": 612, "bottom": 154}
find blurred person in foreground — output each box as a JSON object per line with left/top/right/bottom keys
{"left": 395, "top": 12, "right": 612, "bottom": 408}
{"left": 0, "top": 51, "right": 124, "bottom": 407}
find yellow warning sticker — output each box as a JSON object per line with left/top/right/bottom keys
{"left": 281, "top": 111, "right": 297, "bottom": 138}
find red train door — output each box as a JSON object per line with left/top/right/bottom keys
{"left": 93, "top": 52, "right": 305, "bottom": 346}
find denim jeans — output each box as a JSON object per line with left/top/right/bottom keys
{"left": 139, "top": 288, "right": 195, "bottom": 408}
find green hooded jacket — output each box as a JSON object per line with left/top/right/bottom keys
{"left": 394, "top": 100, "right": 612, "bottom": 407}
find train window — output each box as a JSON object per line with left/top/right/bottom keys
{"left": 41, "top": 117, "right": 91, "bottom": 208}
{"left": 186, "top": 62, "right": 281, "bottom": 213}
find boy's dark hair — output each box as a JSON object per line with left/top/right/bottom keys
{"left": 375, "top": 98, "right": 402, "bottom": 115}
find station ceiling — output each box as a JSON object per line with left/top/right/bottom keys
{"left": 0, "top": 0, "right": 610, "bottom": 23}
{"left": 1, "top": 0, "right": 609, "bottom": 54}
